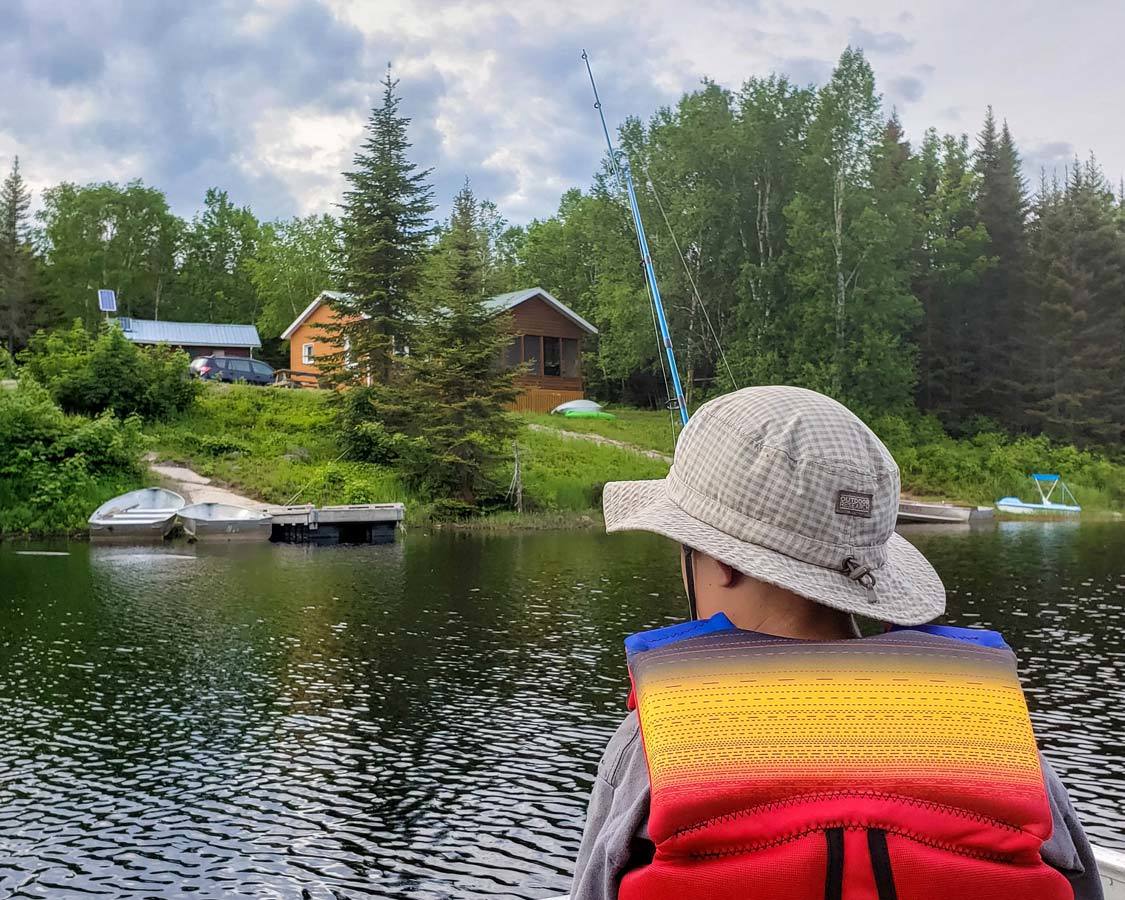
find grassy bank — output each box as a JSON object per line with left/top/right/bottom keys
{"left": 148, "top": 384, "right": 668, "bottom": 525}
{"left": 11, "top": 378, "right": 1125, "bottom": 539}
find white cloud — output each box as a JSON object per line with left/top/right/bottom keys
{"left": 1, "top": 0, "right": 1123, "bottom": 225}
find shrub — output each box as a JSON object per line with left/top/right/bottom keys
{"left": 20, "top": 320, "right": 199, "bottom": 420}
{"left": 0, "top": 346, "right": 15, "bottom": 378}
{"left": 0, "top": 377, "right": 144, "bottom": 536}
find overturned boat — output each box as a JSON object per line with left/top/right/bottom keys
{"left": 88, "top": 488, "right": 186, "bottom": 541}
{"left": 178, "top": 502, "right": 273, "bottom": 541}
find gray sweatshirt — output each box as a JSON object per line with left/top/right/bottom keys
{"left": 572, "top": 711, "right": 1104, "bottom": 900}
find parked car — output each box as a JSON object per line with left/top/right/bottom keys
{"left": 189, "top": 356, "right": 275, "bottom": 386}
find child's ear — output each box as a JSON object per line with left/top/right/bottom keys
{"left": 717, "top": 560, "right": 738, "bottom": 588}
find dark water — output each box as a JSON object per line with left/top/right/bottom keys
{"left": 0, "top": 522, "right": 1122, "bottom": 898}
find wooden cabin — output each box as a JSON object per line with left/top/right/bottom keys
{"left": 280, "top": 287, "right": 598, "bottom": 412}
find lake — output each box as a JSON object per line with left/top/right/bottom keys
{"left": 1, "top": 522, "right": 1122, "bottom": 898}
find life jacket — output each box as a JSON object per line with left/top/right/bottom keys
{"left": 619, "top": 615, "right": 1073, "bottom": 900}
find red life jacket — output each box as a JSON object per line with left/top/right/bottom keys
{"left": 620, "top": 618, "right": 1073, "bottom": 900}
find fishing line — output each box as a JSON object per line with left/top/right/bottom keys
{"left": 641, "top": 161, "right": 739, "bottom": 392}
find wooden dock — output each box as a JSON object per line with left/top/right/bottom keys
{"left": 263, "top": 503, "right": 404, "bottom": 544}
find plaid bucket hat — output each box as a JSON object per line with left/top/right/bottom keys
{"left": 603, "top": 386, "right": 945, "bottom": 625}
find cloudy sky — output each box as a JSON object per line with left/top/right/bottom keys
{"left": 2, "top": 0, "right": 1121, "bottom": 225}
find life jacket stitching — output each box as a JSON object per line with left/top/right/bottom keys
{"left": 669, "top": 790, "right": 1027, "bottom": 838}
{"left": 686, "top": 823, "right": 1015, "bottom": 863}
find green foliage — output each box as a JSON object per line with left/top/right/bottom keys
{"left": 172, "top": 187, "right": 261, "bottom": 323}
{"left": 0, "top": 346, "right": 15, "bottom": 377}
{"left": 38, "top": 179, "right": 180, "bottom": 326}
{"left": 337, "top": 184, "right": 520, "bottom": 507}
{"left": 330, "top": 71, "right": 435, "bottom": 384}
{"left": 149, "top": 383, "right": 407, "bottom": 507}
{"left": 250, "top": 214, "right": 339, "bottom": 340}
{"left": 0, "top": 156, "right": 39, "bottom": 354}
{"left": 20, "top": 320, "right": 199, "bottom": 420}
{"left": 0, "top": 377, "right": 143, "bottom": 535}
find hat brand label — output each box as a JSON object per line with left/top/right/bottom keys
{"left": 836, "top": 490, "right": 873, "bottom": 518}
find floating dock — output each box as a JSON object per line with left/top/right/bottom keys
{"left": 263, "top": 503, "right": 404, "bottom": 545}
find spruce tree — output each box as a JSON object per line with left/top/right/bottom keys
{"left": 968, "top": 109, "right": 1030, "bottom": 427}
{"left": 1026, "top": 158, "right": 1125, "bottom": 442}
{"left": 913, "top": 134, "right": 990, "bottom": 427}
{"left": 341, "top": 183, "right": 519, "bottom": 510}
{"left": 331, "top": 71, "right": 435, "bottom": 384}
{"left": 0, "top": 157, "right": 35, "bottom": 353}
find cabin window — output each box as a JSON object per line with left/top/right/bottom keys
{"left": 302, "top": 343, "right": 314, "bottom": 365}
{"left": 542, "top": 336, "right": 562, "bottom": 377}
{"left": 503, "top": 337, "right": 521, "bottom": 368}
{"left": 522, "top": 335, "right": 541, "bottom": 375}
{"left": 561, "top": 338, "right": 579, "bottom": 378}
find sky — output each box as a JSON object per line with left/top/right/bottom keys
{"left": 2, "top": 0, "right": 1122, "bottom": 225}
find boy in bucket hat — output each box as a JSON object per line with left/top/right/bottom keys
{"left": 571, "top": 387, "right": 1102, "bottom": 900}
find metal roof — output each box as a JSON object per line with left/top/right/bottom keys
{"left": 483, "top": 287, "right": 598, "bottom": 334}
{"left": 117, "top": 317, "right": 261, "bottom": 348}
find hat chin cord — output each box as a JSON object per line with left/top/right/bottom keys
{"left": 682, "top": 545, "right": 699, "bottom": 621}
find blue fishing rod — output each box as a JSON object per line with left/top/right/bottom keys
{"left": 581, "top": 50, "right": 690, "bottom": 427}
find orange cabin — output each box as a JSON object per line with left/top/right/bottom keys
{"left": 280, "top": 287, "right": 598, "bottom": 412}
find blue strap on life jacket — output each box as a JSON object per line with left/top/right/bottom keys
{"left": 624, "top": 612, "right": 736, "bottom": 655}
{"left": 625, "top": 614, "right": 1009, "bottom": 654}
{"left": 892, "top": 623, "right": 1010, "bottom": 650}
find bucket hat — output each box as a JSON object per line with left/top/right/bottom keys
{"left": 603, "top": 386, "right": 945, "bottom": 625}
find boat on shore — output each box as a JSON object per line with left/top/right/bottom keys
{"left": 88, "top": 488, "right": 185, "bottom": 541}
{"left": 178, "top": 502, "right": 273, "bottom": 541}
{"left": 897, "top": 499, "right": 994, "bottom": 524}
{"left": 997, "top": 473, "right": 1081, "bottom": 516}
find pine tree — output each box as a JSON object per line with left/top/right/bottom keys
{"left": 967, "top": 109, "right": 1030, "bottom": 427}
{"left": 913, "top": 133, "right": 991, "bottom": 426}
{"left": 0, "top": 157, "right": 35, "bottom": 353}
{"left": 330, "top": 71, "right": 435, "bottom": 384}
{"left": 1026, "top": 158, "right": 1125, "bottom": 442}
{"left": 340, "top": 184, "right": 519, "bottom": 510}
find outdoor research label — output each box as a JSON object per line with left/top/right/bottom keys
{"left": 836, "top": 490, "right": 873, "bottom": 518}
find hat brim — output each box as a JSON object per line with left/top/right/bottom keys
{"left": 603, "top": 478, "right": 945, "bottom": 626}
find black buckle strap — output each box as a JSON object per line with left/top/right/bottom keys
{"left": 824, "top": 828, "right": 844, "bottom": 900}
{"left": 868, "top": 829, "right": 899, "bottom": 900}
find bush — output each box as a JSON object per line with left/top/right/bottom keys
{"left": 0, "top": 377, "right": 144, "bottom": 536}
{"left": 0, "top": 346, "right": 15, "bottom": 378}
{"left": 20, "top": 320, "right": 199, "bottom": 420}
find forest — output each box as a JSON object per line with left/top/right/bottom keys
{"left": 2, "top": 47, "right": 1124, "bottom": 449}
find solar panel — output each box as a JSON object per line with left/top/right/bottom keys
{"left": 97, "top": 289, "right": 117, "bottom": 312}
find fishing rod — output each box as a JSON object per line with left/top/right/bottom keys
{"left": 581, "top": 50, "right": 690, "bottom": 427}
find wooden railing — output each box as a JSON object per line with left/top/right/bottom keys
{"left": 511, "top": 387, "right": 585, "bottom": 414}
{"left": 271, "top": 368, "right": 321, "bottom": 389}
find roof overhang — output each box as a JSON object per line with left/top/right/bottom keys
{"left": 281, "top": 293, "right": 331, "bottom": 340}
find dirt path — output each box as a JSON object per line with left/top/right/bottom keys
{"left": 145, "top": 454, "right": 263, "bottom": 507}
{"left": 525, "top": 423, "right": 673, "bottom": 463}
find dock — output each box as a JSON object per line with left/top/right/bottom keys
{"left": 264, "top": 503, "right": 404, "bottom": 544}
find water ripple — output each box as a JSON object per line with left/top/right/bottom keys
{"left": 0, "top": 525, "right": 1122, "bottom": 898}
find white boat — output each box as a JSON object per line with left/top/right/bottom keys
{"left": 895, "top": 495, "right": 994, "bottom": 524}
{"left": 544, "top": 845, "right": 1125, "bottom": 898}
{"left": 178, "top": 502, "right": 273, "bottom": 541}
{"left": 997, "top": 473, "right": 1081, "bottom": 516}
{"left": 88, "top": 488, "right": 185, "bottom": 541}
